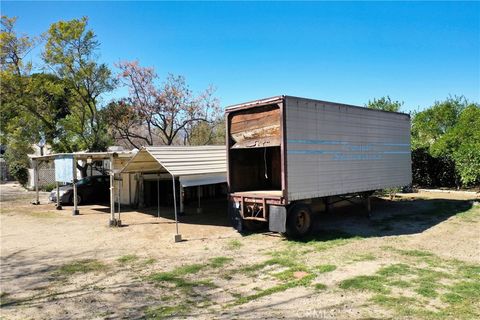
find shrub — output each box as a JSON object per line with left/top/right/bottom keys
{"left": 8, "top": 161, "right": 29, "bottom": 186}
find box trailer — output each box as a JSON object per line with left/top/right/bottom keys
{"left": 226, "top": 95, "right": 411, "bottom": 237}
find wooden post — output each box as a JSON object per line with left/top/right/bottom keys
{"left": 157, "top": 175, "right": 160, "bottom": 218}
{"left": 56, "top": 181, "right": 62, "bottom": 210}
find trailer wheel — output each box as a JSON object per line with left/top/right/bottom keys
{"left": 285, "top": 204, "right": 312, "bottom": 238}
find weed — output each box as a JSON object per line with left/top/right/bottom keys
{"left": 209, "top": 256, "right": 233, "bottom": 268}
{"left": 315, "top": 283, "right": 327, "bottom": 290}
{"left": 142, "top": 258, "right": 156, "bottom": 266}
{"left": 316, "top": 264, "right": 337, "bottom": 273}
{"left": 55, "top": 259, "right": 107, "bottom": 276}
{"left": 145, "top": 304, "right": 190, "bottom": 319}
{"left": 226, "top": 239, "right": 243, "bottom": 250}
{"left": 117, "top": 254, "right": 138, "bottom": 264}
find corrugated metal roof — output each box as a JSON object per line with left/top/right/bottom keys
{"left": 120, "top": 146, "right": 227, "bottom": 176}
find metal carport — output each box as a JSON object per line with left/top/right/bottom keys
{"left": 120, "top": 146, "right": 227, "bottom": 242}
{"left": 30, "top": 151, "right": 134, "bottom": 222}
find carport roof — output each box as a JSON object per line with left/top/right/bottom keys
{"left": 120, "top": 146, "right": 227, "bottom": 176}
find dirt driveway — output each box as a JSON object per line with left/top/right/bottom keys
{"left": 1, "top": 182, "right": 479, "bottom": 319}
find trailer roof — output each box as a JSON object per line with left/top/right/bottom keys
{"left": 120, "top": 145, "right": 227, "bottom": 176}
{"left": 29, "top": 151, "right": 134, "bottom": 161}
{"left": 225, "top": 95, "right": 410, "bottom": 117}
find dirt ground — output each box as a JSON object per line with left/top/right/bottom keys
{"left": 1, "top": 182, "right": 479, "bottom": 319}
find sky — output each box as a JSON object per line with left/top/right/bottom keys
{"left": 2, "top": 1, "right": 479, "bottom": 112}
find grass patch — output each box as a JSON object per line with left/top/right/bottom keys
{"left": 117, "top": 254, "right": 138, "bottom": 264}
{"left": 147, "top": 263, "right": 214, "bottom": 291}
{"left": 456, "top": 206, "right": 480, "bottom": 222}
{"left": 339, "top": 275, "right": 390, "bottom": 294}
{"left": 55, "top": 259, "right": 107, "bottom": 276}
{"left": 352, "top": 253, "right": 377, "bottom": 262}
{"left": 398, "top": 249, "right": 434, "bottom": 257}
{"left": 209, "top": 256, "right": 233, "bottom": 268}
{"left": 288, "top": 230, "right": 363, "bottom": 252}
{"left": 145, "top": 304, "right": 191, "bottom": 319}
{"left": 316, "top": 264, "right": 337, "bottom": 273}
{"left": 226, "top": 239, "right": 243, "bottom": 250}
{"left": 377, "top": 263, "right": 411, "bottom": 276}
{"left": 415, "top": 286, "right": 438, "bottom": 298}
{"left": 142, "top": 258, "right": 156, "bottom": 266}
{"left": 371, "top": 294, "right": 420, "bottom": 317}
{"left": 315, "top": 283, "right": 327, "bottom": 290}
{"left": 240, "top": 253, "right": 298, "bottom": 275}
{"left": 231, "top": 274, "right": 315, "bottom": 306}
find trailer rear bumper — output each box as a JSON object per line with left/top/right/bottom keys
{"left": 228, "top": 193, "right": 287, "bottom": 232}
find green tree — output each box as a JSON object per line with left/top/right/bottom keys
{"left": 43, "top": 16, "right": 115, "bottom": 152}
{"left": 186, "top": 116, "right": 225, "bottom": 146}
{"left": 1, "top": 16, "right": 71, "bottom": 183}
{"left": 411, "top": 96, "right": 466, "bottom": 150}
{"left": 411, "top": 96, "right": 480, "bottom": 187}
{"left": 365, "top": 96, "right": 403, "bottom": 112}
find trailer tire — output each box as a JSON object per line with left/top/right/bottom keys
{"left": 285, "top": 204, "right": 312, "bottom": 238}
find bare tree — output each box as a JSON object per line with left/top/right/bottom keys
{"left": 105, "top": 60, "right": 221, "bottom": 148}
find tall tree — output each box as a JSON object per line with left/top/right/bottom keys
{"left": 1, "top": 16, "right": 72, "bottom": 183}
{"left": 104, "top": 61, "right": 221, "bottom": 148}
{"left": 43, "top": 17, "right": 115, "bottom": 152}
{"left": 366, "top": 96, "right": 403, "bottom": 112}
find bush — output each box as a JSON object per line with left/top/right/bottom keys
{"left": 40, "top": 183, "right": 57, "bottom": 192}
{"left": 8, "top": 161, "right": 29, "bottom": 186}
{"left": 412, "top": 148, "right": 458, "bottom": 188}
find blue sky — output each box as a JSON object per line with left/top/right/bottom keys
{"left": 2, "top": 1, "right": 479, "bottom": 112}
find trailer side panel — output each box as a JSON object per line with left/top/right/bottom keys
{"left": 285, "top": 96, "right": 411, "bottom": 202}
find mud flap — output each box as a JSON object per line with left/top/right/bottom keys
{"left": 269, "top": 205, "right": 286, "bottom": 233}
{"left": 228, "top": 200, "right": 243, "bottom": 232}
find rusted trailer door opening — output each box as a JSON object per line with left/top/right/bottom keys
{"left": 229, "top": 147, "right": 281, "bottom": 192}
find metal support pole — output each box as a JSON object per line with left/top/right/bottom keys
{"left": 34, "top": 160, "right": 40, "bottom": 205}
{"left": 172, "top": 175, "right": 181, "bottom": 242}
{"left": 72, "top": 157, "right": 79, "bottom": 215}
{"left": 157, "top": 175, "right": 160, "bottom": 218}
{"left": 197, "top": 185, "right": 202, "bottom": 214}
{"left": 109, "top": 155, "right": 116, "bottom": 226}
{"left": 117, "top": 179, "right": 121, "bottom": 225}
{"left": 366, "top": 196, "right": 371, "bottom": 219}
{"left": 179, "top": 184, "right": 184, "bottom": 215}
{"left": 56, "top": 181, "right": 62, "bottom": 210}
